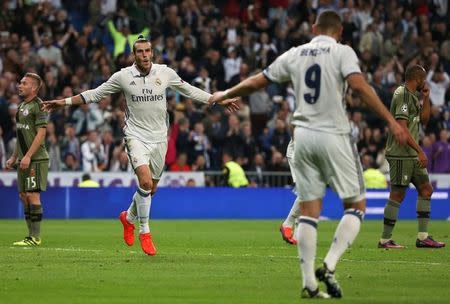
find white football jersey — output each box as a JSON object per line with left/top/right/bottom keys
{"left": 263, "top": 35, "right": 361, "bottom": 134}
{"left": 81, "top": 63, "right": 211, "bottom": 143}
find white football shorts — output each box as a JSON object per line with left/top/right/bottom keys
{"left": 124, "top": 137, "right": 167, "bottom": 180}
{"left": 293, "top": 127, "right": 365, "bottom": 202}
{"left": 286, "top": 139, "right": 297, "bottom": 185}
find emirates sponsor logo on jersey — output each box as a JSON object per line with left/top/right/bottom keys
{"left": 131, "top": 89, "right": 164, "bottom": 102}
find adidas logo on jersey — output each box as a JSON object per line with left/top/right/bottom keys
{"left": 129, "top": 81, "right": 136, "bottom": 86}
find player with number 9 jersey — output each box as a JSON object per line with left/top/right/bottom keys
{"left": 263, "top": 36, "right": 360, "bottom": 134}
{"left": 263, "top": 34, "right": 363, "bottom": 202}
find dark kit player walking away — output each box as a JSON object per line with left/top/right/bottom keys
{"left": 379, "top": 65, "right": 445, "bottom": 249}
{"left": 6, "top": 73, "right": 49, "bottom": 246}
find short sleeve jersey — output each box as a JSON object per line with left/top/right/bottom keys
{"left": 16, "top": 97, "right": 49, "bottom": 161}
{"left": 385, "top": 85, "right": 421, "bottom": 159}
{"left": 263, "top": 35, "right": 361, "bottom": 134}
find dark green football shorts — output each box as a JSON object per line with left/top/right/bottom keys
{"left": 17, "top": 161, "right": 49, "bottom": 192}
{"left": 387, "top": 158, "right": 429, "bottom": 187}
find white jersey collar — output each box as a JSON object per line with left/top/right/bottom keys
{"left": 311, "top": 35, "right": 337, "bottom": 44}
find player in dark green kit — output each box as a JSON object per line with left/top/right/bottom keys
{"left": 6, "top": 73, "right": 49, "bottom": 246}
{"left": 378, "top": 65, "right": 445, "bottom": 249}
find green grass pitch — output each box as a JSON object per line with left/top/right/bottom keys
{"left": 0, "top": 220, "right": 449, "bottom": 303}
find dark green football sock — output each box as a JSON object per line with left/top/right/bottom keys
{"left": 24, "top": 203, "right": 31, "bottom": 237}
{"left": 416, "top": 197, "right": 431, "bottom": 233}
{"left": 30, "top": 204, "right": 43, "bottom": 239}
{"left": 381, "top": 199, "right": 401, "bottom": 239}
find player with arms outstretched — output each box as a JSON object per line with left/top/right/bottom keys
{"left": 378, "top": 65, "right": 445, "bottom": 249}
{"left": 6, "top": 73, "right": 49, "bottom": 246}
{"left": 43, "top": 36, "right": 238, "bottom": 256}
{"left": 211, "top": 11, "right": 407, "bottom": 299}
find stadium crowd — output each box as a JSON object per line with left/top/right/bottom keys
{"left": 0, "top": 0, "right": 449, "bottom": 185}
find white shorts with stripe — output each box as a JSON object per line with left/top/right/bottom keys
{"left": 124, "top": 137, "right": 167, "bottom": 180}
{"left": 293, "top": 127, "right": 365, "bottom": 202}
{"left": 286, "top": 139, "right": 297, "bottom": 185}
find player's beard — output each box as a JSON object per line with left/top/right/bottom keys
{"left": 137, "top": 60, "right": 151, "bottom": 75}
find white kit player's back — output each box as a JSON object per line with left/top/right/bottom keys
{"left": 264, "top": 35, "right": 361, "bottom": 134}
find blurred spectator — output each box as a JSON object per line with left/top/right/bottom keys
{"left": 191, "top": 154, "right": 208, "bottom": 171}
{"left": 192, "top": 67, "right": 212, "bottom": 93}
{"left": 362, "top": 154, "right": 387, "bottom": 189}
{"left": 224, "top": 114, "right": 244, "bottom": 158}
{"left": 111, "top": 150, "right": 132, "bottom": 172}
{"left": 425, "top": 106, "right": 446, "bottom": 137}
{"left": 81, "top": 130, "right": 105, "bottom": 172}
{"left": 169, "top": 152, "right": 191, "bottom": 172}
{"left": 421, "top": 135, "right": 434, "bottom": 173}
{"left": 176, "top": 117, "right": 190, "bottom": 156}
{"left": 222, "top": 151, "right": 248, "bottom": 188}
{"left": 267, "top": 150, "right": 289, "bottom": 172}
{"left": 107, "top": 17, "right": 149, "bottom": 58}
{"left": 101, "top": 129, "right": 116, "bottom": 171}
{"left": 186, "top": 178, "right": 196, "bottom": 187}
{"left": 0, "top": 126, "right": 5, "bottom": 170}
{"left": 249, "top": 87, "right": 272, "bottom": 137}
{"left": 61, "top": 124, "right": 81, "bottom": 162}
{"left": 223, "top": 46, "right": 242, "bottom": 84}
{"left": 46, "top": 122, "right": 62, "bottom": 172}
{"left": 427, "top": 67, "right": 450, "bottom": 107}
{"left": 72, "top": 103, "right": 103, "bottom": 136}
{"left": 37, "top": 33, "right": 64, "bottom": 67}
{"left": 189, "top": 122, "right": 210, "bottom": 166}
{"left": 269, "top": 119, "right": 290, "bottom": 155}
{"left": 247, "top": 153, "right": 267, "bottom": 186}
{"left": 78, "top": 173, "right": 100, "bottom": 187}
{"left": 240, "top": 121, "right": 257, "bottom": 168}
{"left": 203, "top": 109, "right": 226, "bottom": 169}
{"left": 62, "top": 152, "right": 79, "bottom": 171}
{"left": 432, "top": 129, "right": 450, "bottom": 173}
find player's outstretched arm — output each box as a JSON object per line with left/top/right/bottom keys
{"left": 347, "top": 73, "right": 407, "bottom": 146}
{"left": 211, "top": 72, "right": 269, "bottom": 103}
{"left": 42, "top": 95, "right": 85, "bottom": 111}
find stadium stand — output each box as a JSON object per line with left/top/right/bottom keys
{"left": 0, "top": 0, "right": 449, "bottom": 187}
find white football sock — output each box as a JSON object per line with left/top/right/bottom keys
{"left": 126, "top": 195, "right": 138, "bottom": 223}
{"left": 324, "top": 208, "right": 364, "bottom": 272}
{"left": 296, "top": 216, "right": 319, "bottom": 291}
{"left": 134, "top": 187, "right": 152, "bottom": 234}
{"left": 283, "top": 197, "right": 301, "bottom": 228}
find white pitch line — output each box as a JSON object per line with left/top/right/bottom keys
{"left": 9, "top": 246, "right": 103, "bottom": 253}
{"left": 8, "top": 247, "right": 444, "bottom": 266}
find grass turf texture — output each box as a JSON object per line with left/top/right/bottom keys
{"left": 0, "top": 220, "right": 449, "bottom": 303}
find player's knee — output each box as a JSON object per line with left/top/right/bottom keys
{"left": 26, "top": 192, "right": 40, "bottom": 203}
{"left": 139, "top": 180, "right": 153, "bottom": 192}
{"left": 419, "top": 183, "right": 433, "bottom": 198}
{"left": 390, "top": 191, "right": 405, "bottom": 202}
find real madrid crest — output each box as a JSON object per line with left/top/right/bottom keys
{"left": 155, "top": 78, "right": 161, "bottom": 86}
{"left": 401, "top": 104, "right": 407, "bottom": 113}
{"left": 30, "top": 168, "right": 36, "bottom": 177}
{"left": 23, "top": 108, "right": 29, "bottom": 116}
